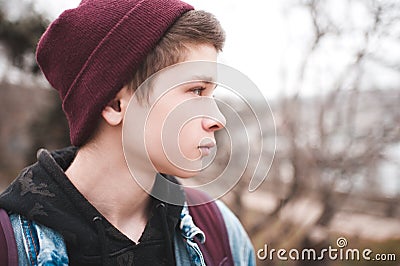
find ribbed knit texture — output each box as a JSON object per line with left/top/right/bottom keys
{"left": 36, "top": 0, "right": 193, "bottom": 146}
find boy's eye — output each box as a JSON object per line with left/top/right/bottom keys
{"left": 191, "top": 87, "right": 205, "bottom": 96}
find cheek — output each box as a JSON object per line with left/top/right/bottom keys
{"left": 144, "top": 111, "right": 165, "bottom": 166}
{"left": 143, "top": 95, "right": 203, "bottom": 175}
{"left": 145, "top": 115, "right": 203, "bottom": 175}
{"left": 145, "top": 97, "right": 172, "bottom": 149}
{"left": 178, "top": 119, "right": 202, "bottom": 160}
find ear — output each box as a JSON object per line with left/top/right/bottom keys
{"left": 101, "top": 86, "right": 132, "bottom": 126}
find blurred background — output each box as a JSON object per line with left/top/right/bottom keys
{"left": 0, "top": 0, "right": 399, "bottom": 265}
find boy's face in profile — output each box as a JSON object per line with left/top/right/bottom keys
{"left": 124, "top": 44, "right": 226, "bottom": 180}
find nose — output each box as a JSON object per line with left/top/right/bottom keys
{"left": 202, "top": 117, "right": 225, "bottom": 132}
{"left": 201, "top": 101, "right": 226, "bottom": 132}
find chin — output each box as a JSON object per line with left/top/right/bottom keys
{"left": 175, "top": 171, "right": 199, "bottom": 179}
{"left": 163, "top": 166, "right": 199, "bottom": 178}
{"left": 156, "top": 158, "right": 203, "bottom": 179}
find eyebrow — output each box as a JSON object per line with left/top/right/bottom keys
{"left": 190, "top": 75, "right": 216, "bottom": 83}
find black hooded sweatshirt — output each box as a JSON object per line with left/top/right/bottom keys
{"left": 0, "top": 147, "right": 185, "bottom": 266}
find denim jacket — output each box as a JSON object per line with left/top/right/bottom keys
{"left": 10, "top": 200, "right": 255, "bottom": 266}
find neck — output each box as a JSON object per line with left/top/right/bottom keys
{"left": 65, "top": 136, "right": 155, "bottom": 242}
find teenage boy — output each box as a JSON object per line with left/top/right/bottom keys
{"left": 0, "top": 0, "right": 255, "bottom": 265}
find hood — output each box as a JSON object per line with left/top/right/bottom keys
{"left": 0, "top": 147, "right": 185, "bottom": 265}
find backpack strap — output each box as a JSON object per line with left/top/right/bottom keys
{"left": 185, "top": 188, "right": 234, "bottom": 266}
{"left": 0, "top": 209, "right": 18, "bottom": 266}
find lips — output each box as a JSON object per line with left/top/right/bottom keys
{"left": 198, "top": 141, "right": 215, "bottom": 156}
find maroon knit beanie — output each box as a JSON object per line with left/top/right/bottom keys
{"left": 36, "top": 0, "right": 194, "bottom": 146}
